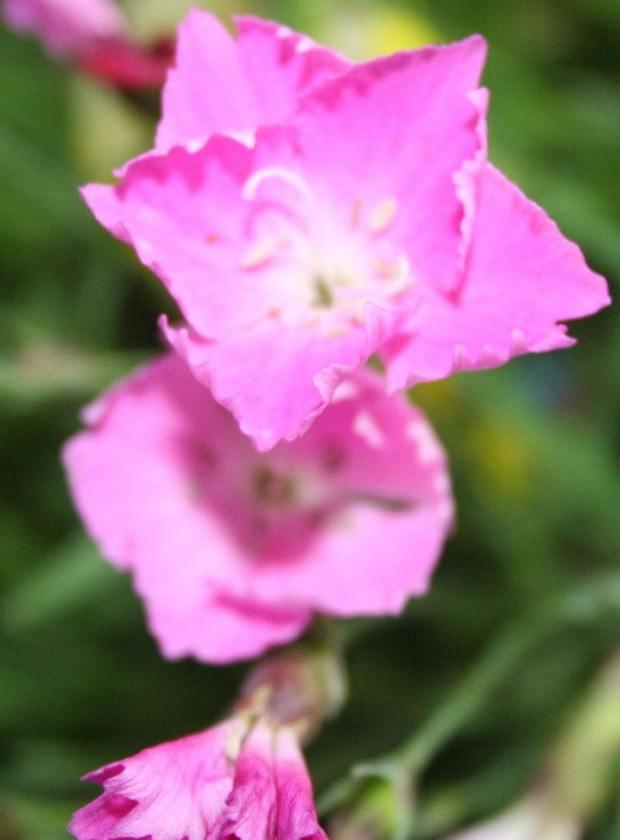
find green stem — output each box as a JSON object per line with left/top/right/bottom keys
{"left": 319, "top": 573, "right": 620, "bottom": 817}
{"left": 397, "top": 573, "right": 620, "bottom": 774}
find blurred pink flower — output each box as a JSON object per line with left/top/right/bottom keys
{"left": 78, "top": 33, "right": 174, "bottom": 91}
{"left": 70, "top": 716, "right": 327, "bottom": 840}
{"left": 83, "top": 11, "right": 609, "bottom": 450}
{"left": 63, "top": 354, "right": 453, "bottom": 663}
{"left": 3, "top": 0, "right": 171, "bottom": 89}
{"left": 4, "top": 0, "right": 123, "bottom": 56}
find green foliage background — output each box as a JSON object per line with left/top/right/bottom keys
{"left": 1, "top": 0, "right": 619, "bottom": 837}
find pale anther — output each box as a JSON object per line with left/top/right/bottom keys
{"left": 369, "top": 198, "right": 398, "bottom": 233}
{"left": 374, "top": 255, "right": 412, "bottom": 295}
{"left": 241, "top": 239, "right": 282, "bottom": 269}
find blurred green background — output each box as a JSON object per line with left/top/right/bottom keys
{"left": 1, "top": 0, "right": 619, "bottom": 837}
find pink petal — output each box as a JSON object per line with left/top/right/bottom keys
{"left": 64, "top": 355, "right": 453, "bottom": 661}
{"left": 215, "top": 723, "right": 278, "bottom": 839}
{"left": 217, "top": 723, "right": 326, "bottom": 840}
{"left": 81, "top": 134, "right": 308, "bottom": 342}
{"left": 145, "top": 582, "right": 312, "bottom": 665}
{"left": 251, "top": 503, "right": 453, "bottom": 615}
{"left": 273, "top": 728, "right": 329, "bottom": 840}
{"left": 383, "top": 163, "right": 610, "bottom": 390}
{"left": 240, "top": 374, "right": 454, "bottom": 615}
{"left": 162, "top": 315, "right": 369, "bottom": 453}
{"left": 291, "top": 36, "right": 488, "bottom": 295}
{"left": 63, "top": 355, "right": 311, "bottom": 663}
{"left": 156, "top": 10, "right": 349, "bottom": 151}
{"left": 70, "top": 722, "right": 327, "bottom": 840}
{"left": 69, "top": 725, "right": 233, "bottom": 840}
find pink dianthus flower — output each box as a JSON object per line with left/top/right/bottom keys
{"left": 3, "top": 0, "right": 123, "bottom": 56}
{"left": 63, "top": 354, "right": 453, "bottom": 663}
{"left": 70, "top": 716, "right": 327, "bottom": 840}
{"left": 83, "top": 11, "right": 609, "bottom": 450}
{"left": 3, "top": 0, "right": 171, "bottom": 89}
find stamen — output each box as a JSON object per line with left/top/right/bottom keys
{"left": 374, "top": 255, "right": 412, "bottom": 295}
{"left": 369, "top": 198, "right": 398, "bottom": 233}
{"left": 301, "top": 314, "right": 321, "bottom": 330}
{"left": 313, "top": 276, "right": 334, "bottom": 307}
{"left": 254, "top": 466, "right": 296, "bottom": 505}
{"left": 241, "top": 238, "right": 287, "bottom": 270}
{"left": 324, "top": 324, "right": 349, "bottom": 339}
{"left": 241, "top": 242, "right": 276, "bottom": 270}
{"left": 374, "top": 259, "right": 402, "bottom": 279}
{"left": 242, "top": 167, "right": 314, "bottom": 202}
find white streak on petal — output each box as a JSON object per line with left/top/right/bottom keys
{"left": 330, "top": 380, "right": 360, "bottom": 403}
{"left": 223, "top": 129, "right": 256, "bottom": 149}
{"left": 353, "top": 410, "right": 386, "bottom": 449}
{"left": 406, "top": 421, "right": 443, "bottom": 465}
{"left": 242, "top": 167, "right": 314, "bottom": 202}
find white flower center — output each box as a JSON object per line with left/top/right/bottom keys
{"left": 239, "top": 167, "right": 413, "bottom": 332}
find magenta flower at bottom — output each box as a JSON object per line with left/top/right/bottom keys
{"left": 70, "top": 717, "right": 327, "bottom": 840}
{"left": 63, "top": 354, "right": 453, "bottom": 663}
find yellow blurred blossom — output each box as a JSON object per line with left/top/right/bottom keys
{"left": 320, "top": 4, "right": 441, "bottom": 60}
